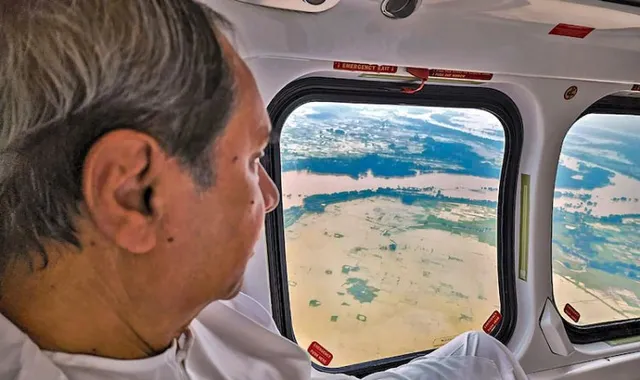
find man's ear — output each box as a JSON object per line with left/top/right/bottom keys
{"left": 82, "top": 130, "right": 167, "bottom": 254}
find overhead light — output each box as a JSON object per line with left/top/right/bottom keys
{"left": 381, "top": 0, "right": 421, "bottom": 19}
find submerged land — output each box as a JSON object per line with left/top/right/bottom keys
{"left": 280, "top": 104, "right": 640, "bottom": 367}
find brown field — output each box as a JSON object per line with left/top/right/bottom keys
{"left": 285, "top": 197, "right": 499, "bottom": 367}
{"left": 553, "top": 272, "right": 640, "bottom": 325}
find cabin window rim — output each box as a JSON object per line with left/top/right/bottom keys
{"left": 557, "top": 95, "right": 640, "bottom": 345}
{"left": 263, "top": 77, "right": 523, "bottom": 376}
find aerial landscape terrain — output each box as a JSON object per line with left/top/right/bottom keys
{"left": 279, "top": 102, "right": 640, "bottom": 367}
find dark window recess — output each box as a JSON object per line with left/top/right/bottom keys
{"left": 601, "top": 0, "right": 640, "bottom": 8}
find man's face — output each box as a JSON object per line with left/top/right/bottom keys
{"left": 150, "top": 39, "right": 279, "bottom": 304}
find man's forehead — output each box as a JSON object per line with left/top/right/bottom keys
{"left": 216, "top": 31, "right": 280, "bottom": 146}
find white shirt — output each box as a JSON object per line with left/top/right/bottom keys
{"left": 0, "top": 292, "right": 523, "bottom": 380}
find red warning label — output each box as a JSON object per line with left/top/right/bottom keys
{"left": 482, "top": 310, "right": 502, "bottom": 334}
{"left": 308, "top": 341, "right": 333, "bottom": 366}
{"left": 564, "top": 303, "right": 581, "bottom": 323}
{"left": 429, "top": 69, "right": 493, "bottom": 81}
{"left": 632, "top": 84, "right": 640, "bottom": 91}
{"left": 549, "top": 23, "right": 594, "bottom": 39}
{"left": 333, "top": 61, "right": 398, "bottom": 74}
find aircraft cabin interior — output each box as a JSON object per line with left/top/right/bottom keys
{"left": 209, "top": 0, "right": 640, "bottom": 378}
{"left": 2, "top": 0, "right": 640, "bottom": 379}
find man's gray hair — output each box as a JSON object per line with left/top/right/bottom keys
{"left": 0, "top": 0, "right": 236, "bottom": 276}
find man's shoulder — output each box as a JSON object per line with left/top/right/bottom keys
{"left": 189, "top": 293, "right": 314, "bottom": 380}
{"left": 196, "top": 292, "right": 281, "bottom": 334}
{"left": 0, "top": 312, "right": 69, "bottom": 380}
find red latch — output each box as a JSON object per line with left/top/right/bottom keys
{"left": 402, "top": 67, "right": 429, "bottom": 94}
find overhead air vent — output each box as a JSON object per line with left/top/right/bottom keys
{"left": 381, "top": 0, "right": 421, "bottom": 19}
{"left": 232, "top": 0, "right": 339, "bottom": 12}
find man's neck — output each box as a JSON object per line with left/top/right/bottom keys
{"left": 0, "top": 254, "right": 190, "bottom": 360}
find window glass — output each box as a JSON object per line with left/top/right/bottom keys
{"left": 280, "top": 102, "right": 506, "bottom": 367}
{"left": 553, "top": 113, "right": 640, "bottom": 326}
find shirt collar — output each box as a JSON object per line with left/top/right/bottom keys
{"left": 42, "top": 330, "right": 193, "bottom": 375}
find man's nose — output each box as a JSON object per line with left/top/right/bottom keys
{"left": 259, "top": 164, "right": 280, "bottom": 213}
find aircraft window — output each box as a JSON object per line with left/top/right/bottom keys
{"left": 268, "top": 94, "right": 516, "bottom": 367}
{"left": 553, "top": 112, "right": 640, "bottom": 329}
{"left": 264, "top": 78, "right": 521, "bottom": 374}
{"left": 279, "top": 102, "right": 505, "bottom": 367}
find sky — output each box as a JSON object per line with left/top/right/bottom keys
{"left": 291, "top": 102, "right": 505, "bottom": 141}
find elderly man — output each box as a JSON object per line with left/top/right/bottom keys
{"left": 0, "top": 0, "right": 528, "bottom": 379}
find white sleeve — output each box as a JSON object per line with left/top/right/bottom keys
{"left": 311, "top": 332, "right": 527, "bottom": 380}
{"left": 309, "top": 356, "right": 501, "bottom": 380}
{"left": 361, "top": 356, "right": 503, "bottom": 380}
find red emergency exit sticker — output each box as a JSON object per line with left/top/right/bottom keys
{"left": 482, "top": 310, "right": 502, "bottom": 334}
{"left": 308, "top": 341, "right": 333, "bottom": 366}
{"left": 333, "top": 61, "right": 398, "bottom": 74}
{"left": 631, "top": 84, "right": 640, "bottom": 92}
{"left": 564, "top": 303, "right": 581, "bottom": 323}
{"left": 549, "top": 23, "right": 594, "bottom": 39}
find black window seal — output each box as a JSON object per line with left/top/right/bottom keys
{"left": 262, "top": 77, "right": 523, "bottom": 377}
{"left": 558, "top": 94, "right": 640, "bottom": 345}
{"left": 600, "top": 0, "right": 640, "bottom": 9}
